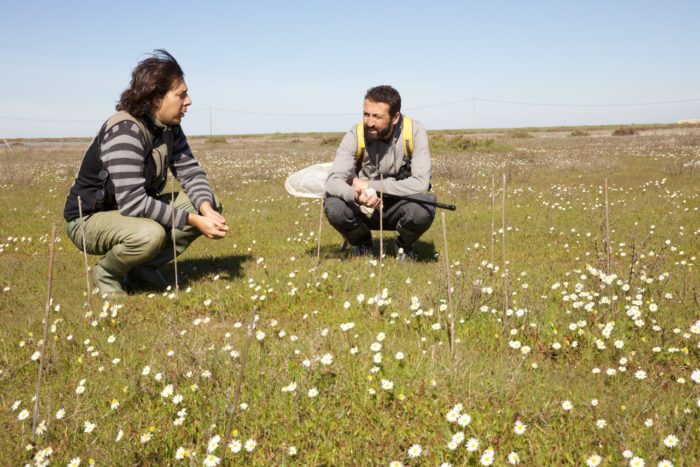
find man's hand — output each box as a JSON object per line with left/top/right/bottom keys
{"left": 352, "top": 178, "right": 381, "bottom": 208}
{"left": 199, "top": 201, "right": 227, "bottom": 226}
{"left": 187, "top": 202, "right": 228, "bottom": 239}
{"left": 356, "top": 187, "right": 382, "bottom": 209}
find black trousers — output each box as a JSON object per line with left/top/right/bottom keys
{"left": 324, "top": 193, "right": 436, "bottom": 246}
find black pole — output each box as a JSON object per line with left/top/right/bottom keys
{"left": 379, "top": 192, "right": 456, "bottom": 211}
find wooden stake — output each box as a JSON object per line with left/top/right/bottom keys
{"left": 441, "top": 212, "right": 455, "bottom": 362}
{"left": 77, "top": 196, "right": 91, "bottom": 308}
{"left": 491, "top": 174, "right": 495, "bottom": 267}
{"left": 375, "top": 176, "right": 384, "bottom": 318}
{"left": 604, "top": 178, "right": 611, "bottom": 275}
{"left": 170, "top": 178, "right": 179, "bottom": 297}
{"left": 223, "top": 305, "right": 258, "bottom": 461}
{"left": 316, "top": 199, "right": 323, "bottom": 264}
{"left": 502, "top": 172, "right": 509, "bottom": 332}
{"left": 32, "top": 225, "right": 57, "bottom": 442}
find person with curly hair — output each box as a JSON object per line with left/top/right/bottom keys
{"left": 63, "top": 49, "right": 227, "bottom": 296}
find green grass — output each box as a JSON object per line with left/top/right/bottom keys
{"left": 1, "top": 126, "right": 699, "bottom": 465}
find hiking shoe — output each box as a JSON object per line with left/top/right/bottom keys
{"left": 394, "top": 238, "right": 416, "bottom": 261}
{"left": 350, "top": 241, "right": 374, "bottom": 258}
{"left": 125, "top": 265, "right": 169, "bottom": 291}
{"left": 92, "top": 263, "right": 126, "bottom": 297}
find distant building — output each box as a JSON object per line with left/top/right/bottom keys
{"left": 677, "top": 119, "right": 700, "bottom": 124}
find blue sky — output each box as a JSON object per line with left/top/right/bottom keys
{"left": 1, "top": 0, "right": 699, "bottom": 138}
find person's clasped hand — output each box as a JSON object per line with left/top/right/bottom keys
{"left": 190, "top": 202, "right": 228, "bottom": 239}
{"left": 355, "top": 186, "right": 381, "bottom": 209}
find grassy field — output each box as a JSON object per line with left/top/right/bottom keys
{"left": 1, "top": 125, "right": 699, "bottom": 466}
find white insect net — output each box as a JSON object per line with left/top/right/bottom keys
{"left": 284, "top": 162, "right": 332, "bottom": 199}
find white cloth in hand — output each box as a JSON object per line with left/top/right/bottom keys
{"left": 360, "top": 187, "right": 377, "bottom": 217}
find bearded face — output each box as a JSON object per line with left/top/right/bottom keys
{"left": 363, "top": 99, "right": 400, "bottom": 142}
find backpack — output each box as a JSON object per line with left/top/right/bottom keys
{"left": 105, "top": 111, "right": 173, "bottom": 183}
{"left": 354, "top": 115, "right": 414, "bottom": 180}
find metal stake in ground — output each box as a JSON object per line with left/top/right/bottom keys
{"left": 170, "top": 177, "right": 179, "bottom": 297}
{"left": 32, "top": 224, "right": 57, "bottom": 443}
{"left": 77, "top": 196, "right": 91, "bottom": 309}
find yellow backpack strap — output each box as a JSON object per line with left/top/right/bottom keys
{"left": 355, "top": 122, "right": 365, "bottom": 161}
{"left": 402, "top": 115, "right": 413, "bottom": 157}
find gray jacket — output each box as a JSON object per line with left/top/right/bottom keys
{"left": 324, "top": 115, "right": 431, "bottom": 203}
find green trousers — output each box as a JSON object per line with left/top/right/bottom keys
{"left": 65, "top": 192, "right": 213, "bottom": 276}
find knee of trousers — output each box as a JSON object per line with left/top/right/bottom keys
{"left": 124, "top": 222, "right": 167, "bottom": 259}
{"left": 401, "top": 203, "right": 436, "bottom": 230}
{"left": 324, "top": 196, "right": 357, "bottom": 228}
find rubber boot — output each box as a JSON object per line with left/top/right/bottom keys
{"left": 125, "top": 265, "right": 168, "bottom": 291}
{"left": 394, "top": 236, "right": 416, "bottom": 261}
{"left": 92, "top": 263, "right": 126, "bottom": 297}
{"left": 341, "top": 225, "right": 373, "bottom": 247}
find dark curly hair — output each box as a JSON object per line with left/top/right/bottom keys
{"left": 116, "top": 49, "right": 184, "bottom": 119}
{"left": 365, "top": 85, "right": 401, "bottom": 116}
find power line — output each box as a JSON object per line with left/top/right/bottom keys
{"left": 0, "top": 115, "right": 102, "bottom": 123}
{"left": 212, "top": 97, "right": 700, "bottom": 115}
{"left": 210, "top": 107, "right": 356, "bottom": 117}
{"left": 405, "top": 96, "right": 700, "bottom": 111}
{"left": 2, "top": 96, "right": 698, "bottom": 123}
{"left": 405, "top": 98, "right": 473, "bottom": 110}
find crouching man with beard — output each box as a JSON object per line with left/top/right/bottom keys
{"left": 324, "top": 85, "right": 435, "bottom": 260}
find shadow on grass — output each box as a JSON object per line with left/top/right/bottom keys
{"left": 174, "top": 254, "right": 251, "bottom": 283}
{"left": 124, "top": 254, "right": 250, "bottom": 294}
{"left": 309, "top": 238, "right": 437, "bottom": 263}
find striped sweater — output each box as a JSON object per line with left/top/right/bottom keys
{"left": 64, "top": 115, "right": 214, "bottom": 230}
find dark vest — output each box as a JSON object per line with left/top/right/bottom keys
{"left": 63, "top": 112, "right": 173, "bottom": 222}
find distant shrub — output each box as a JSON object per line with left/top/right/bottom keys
{"left": 506, "top": 131, "right": 533, "bottom": 139}
{"left": 205, "top": 136, "right": 228, "bottom": 144}
{"left": 320, "top": 135, "right": 343, "bottom": 146}
{"left": 569, "top": 130, "right": 590, "bottom": 137}
{"left": 612, "top": 127, "right": 637, "bottom": 136}
{"left": 430, "top": 135, "right": 509, "bottom": 153}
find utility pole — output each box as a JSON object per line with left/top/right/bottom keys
{"left": 209, "top": 106, "right": 213, "bottom": 136}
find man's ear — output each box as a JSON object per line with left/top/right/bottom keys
{"left": 392, "top": 112, "right": 401, "bottom": 125}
